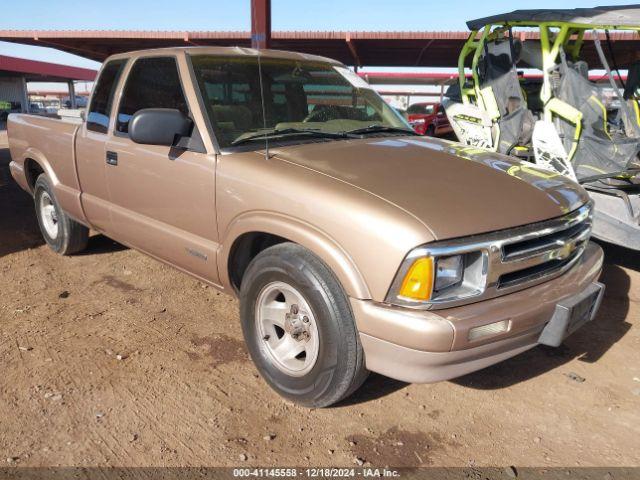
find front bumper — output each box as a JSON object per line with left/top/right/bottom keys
{"left": 352, "top": 242, "right": 604, "bottom": 383}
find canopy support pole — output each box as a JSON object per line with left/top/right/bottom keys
{"left": 251, "top": 0, "right": 271, "bottom": 50}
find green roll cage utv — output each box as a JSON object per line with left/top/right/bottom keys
{"left": 444, "top": 6, "right": 640, "bottom": 250}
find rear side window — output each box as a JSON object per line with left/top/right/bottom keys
{"left": 116, "top": 57, "right": 189, "bottom": 134}
{"left": 87, "top": 59, "right": 126, "bottom": 133}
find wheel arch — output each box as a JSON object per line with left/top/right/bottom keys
{"left": 22, "top": 149, "right": 59, "bottom": 194}
{"left": 220, "top": 212, "right": 371, "bottom": 300}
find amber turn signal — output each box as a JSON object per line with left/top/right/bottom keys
{"left": 398, "top": 257, "right": 434, "bottom": 301}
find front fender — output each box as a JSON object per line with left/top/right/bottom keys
{"left": 219, "top": 211, "right": 371, "bottom": 299}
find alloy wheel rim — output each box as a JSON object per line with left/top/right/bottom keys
{"left": 255, "top": 281, "right": 320, "bottom": 377}
{"left": 39, "top": 191, "right": 59, "bottom": 239}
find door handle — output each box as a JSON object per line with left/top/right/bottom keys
{"left": 106, "top": 151, "right": 118, "bottom": 166}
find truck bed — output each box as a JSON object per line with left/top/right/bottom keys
{"left": 7, "top": 113, "right": 85, "bottom": 222}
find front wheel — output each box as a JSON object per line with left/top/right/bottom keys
{"left": 239, "top": 243, "right": 368, "bottom": 407}
{"left": 34, "top": 174, "right": 89, "bottom": 255}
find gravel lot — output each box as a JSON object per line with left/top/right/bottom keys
{"left": 1, "top": 134, "right": 639, "bottom": 468}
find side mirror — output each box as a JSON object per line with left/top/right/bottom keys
{"left": 129, "top": 108, "right": 192, "bottom": 146}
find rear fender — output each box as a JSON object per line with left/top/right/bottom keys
{"left": 21, "top": 147, "right": 61, "bottom": 190}
{"left": 20, "top": 147, "right": 85, "bottom": 224}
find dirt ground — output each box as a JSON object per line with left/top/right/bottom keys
{"left": 0, "top": 134, "right": 639, "bottom": 469}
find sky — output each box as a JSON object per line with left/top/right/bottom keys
{"left": 2, "top": 0, "right": 636, "bottom": 96}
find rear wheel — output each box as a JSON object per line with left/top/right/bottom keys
{"left": 239, "top": 243, "right": 368, "bottom": 407}
{"left": 34, "top": 174, "right": 89, "bottom": 255}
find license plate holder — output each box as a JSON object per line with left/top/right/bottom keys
{"left": 538, "top": 282, "right": 605, "bottom": 347}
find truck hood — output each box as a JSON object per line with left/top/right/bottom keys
{"left": 270, "top": 136, "right": 589, "bottom": 240}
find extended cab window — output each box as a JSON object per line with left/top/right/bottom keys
{"left": 87, "top": 59, "right": 126, "bottom": 133}
{"left": 116, "top": 57, "right": 189, "bottom": 134}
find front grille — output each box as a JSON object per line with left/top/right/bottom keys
{"left": 501, "top": 221, "right": 590, "bottom": 261}
{"left": 490, "top": 204, "right": 592, "bottom": 293}
{"left": 497, "top": 251, "right": 580, "bottom": 289}
{"left": 497, "top": 213, "right": 592, "bottom": 289}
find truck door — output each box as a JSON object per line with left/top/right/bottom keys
{"left": 75, "top": 59, "right": 127, "bottom": 232}
{"left": 103, "top": 55, "right": 219, "bottom": 285}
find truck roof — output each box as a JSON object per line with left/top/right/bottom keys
{"left": 103, "top": 46, "right": 344, "bottom": 66}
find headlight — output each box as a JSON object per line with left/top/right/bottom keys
{"left": 434, "top": 255, "right": 463, "bottom": 292}
{"left": 386, "top": 247, "right": 487, "bottom": 309}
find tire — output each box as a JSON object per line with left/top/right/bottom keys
{"left": 34, "top": 174, "right": 89, "bottom": 255}
{"left": 239, "top": 242, "right": 368, "bottom": 407}
{"left": 425, "top": 125, "right": 436, "bottom": 136}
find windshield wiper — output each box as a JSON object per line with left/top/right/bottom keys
{"left": 343, "top": 125, "right": 417, "bottom": 136}
{"left": 231, "top": 128, "right": 350, "bottom": 146}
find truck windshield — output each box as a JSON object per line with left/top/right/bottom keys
{"left": 189, "top": 55, "right": 413, "bottom": 149}
{"left": 407, "top": 104, "right": 435, "bottom": 115}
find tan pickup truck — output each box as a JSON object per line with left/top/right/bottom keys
{"left": 8, "top": 47, "right": 605, "bottom": 407}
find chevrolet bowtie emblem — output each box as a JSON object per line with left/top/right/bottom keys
{"left": 555, "top": 240, "right": 576, "bottom": 260}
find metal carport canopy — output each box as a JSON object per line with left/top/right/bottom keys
{"left": 1, "top": 29, "right": 640, "bottom": 68}
{"left": 0, "top": 30, "right": 467, "bottom": 67}
{"left": 0, "top": 54, "right": 96, "bottom": 82}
